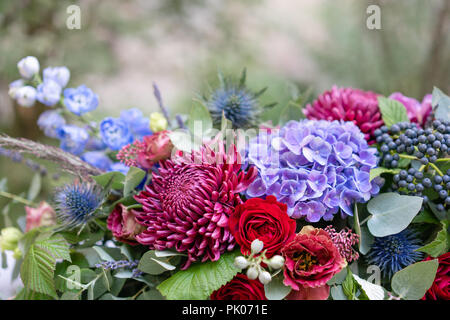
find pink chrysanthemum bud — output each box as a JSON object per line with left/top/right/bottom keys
{"left": 304, "top": 86, "right": 383, "bottom": 143}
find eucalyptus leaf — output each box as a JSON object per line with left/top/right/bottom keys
{"left": 264, "top": 274, "right": 291, "bottom": 300}
{"left": 391, "top": 260, "right": 439, "bottom": 300}
{"left": 93, "top": 246, "right": 115, "bottom": 262}
{"left": 138, "top": 251, "right": 176, "bottom": 275}
{"left": 367, "top": 193, "right": 423, "bottom": 237}
{"left": 330, "top": 285, "right": 347, "bottom": 300}
{"left": 137, "top": 289, "right": 165, "bottom": 300}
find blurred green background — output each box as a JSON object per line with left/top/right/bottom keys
{"left": 0, "top": 0, "right": 449, "bottom": 209}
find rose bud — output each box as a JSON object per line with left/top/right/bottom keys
{"left": 234, "top": 256, "right": 250, "bottom": 269}
{"left": 25, "top": 201, "right": 56, "bottom": 232}
{"left": 107, "top": 204, "right": 145, "bottom": 245}
{"left": 136, "top": 131, "right": 173, "bottom": 170}
{"left": 246, "top": 266, "right": 259, "bottom": 280}
{"left": 149, "top": 112, "right": 168, "bottom": 132}
{"left": 251, "top": 239, "right": 264, "bottom": 255}
{"left": 17, "top": 56, "right": 40, "bottom": 79}
{"left": 258, "top": 270, "right": 272, "bottom": 285}
{"left": 267, "top": 255, "right": 285, "bottom": 269}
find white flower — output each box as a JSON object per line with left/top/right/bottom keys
{"left": 43, "top": 66, "right": 70, "bottom": 88}
{"left": 17, "top": 56, "right": 40, "bottom": 79}
{"left": 267, "top": 255, "right": 285, "bottom": 269}
{"left": 258, "top": 271, "right": 272, "bottom": 284}
{"left": 8, "top": 79, "right": 25, "bottom": 99}
{"left": 234, "top": 256, "right": 249, "bottom": 269}
{"left": 246, "top": 266, "right": 259, "bottom": 280}
{"left": 15, "top": 86, "right": 37, "bottom": 107}
{"left": 251, "top": 239, "right": 264, "bottom": 254}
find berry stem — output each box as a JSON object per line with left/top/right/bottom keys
{"left": 429, "top": 162, "right": 444, "bottom": 176}
{"left": 398, "top": 154, "right": 418, "bottom": 160}
{"left": 436, "top": 158, "right": 450, "bottom": 162}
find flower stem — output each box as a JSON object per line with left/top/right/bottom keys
{"left": 0, "top": 191, "right": 38, "bottom": 207}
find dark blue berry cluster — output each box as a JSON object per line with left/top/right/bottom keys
{"left": 374, "top": 120, "right": 450, "bottom": 168}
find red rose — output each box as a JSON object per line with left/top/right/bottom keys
{"left": 107, "top": 204, "right": 145, "bottom": 245}
{"left": 137, "top": 130, "right": 173, "bottom": 169}
{"left": 282, "top": 226, "right": 346, "bottom": 290}
{"left": 229, "top": 195, "right": 296, "bottom": 258}
{"left": 422, "top": 252, "right": 450, "bottom": 300}
{"left": 210, "top": 274, "right": 267, "bottom": 300}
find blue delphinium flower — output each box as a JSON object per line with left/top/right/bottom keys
{"left": 119, "top": 108, "right": 152, "bottom": 140}
{"left": 109, "top": 162, "right": 130, "bottom": 175}
{"left": 81, "top": 151, "right": 113, "bottom": 171}
{"left": 205, "top": 69, "right": 272, "bottom": 128}
{"left": 366, "top": 229, "right": 423, "bottom": 279}
{"left": 43, "top": 66, "right": 70, "bottom": 88}
{"left": 36, "top": 79, "right": 62, "bottom": 106}
{"left": 54, "top": 181, "right": 103, "bottom": 230}
{"left": 63, "top": 84, "right": 99, "bottom": 116}
{"left": 57, "top": 125, "right": 90, "bottom": 155}
{"left": 99, "top": 117, "right": 133, "bottom": 150}
{"left": 37, "top": 110, "right": 66, "bottom": 138}
{"left": 246, "top": 119, "right": 381, "bottom": 222}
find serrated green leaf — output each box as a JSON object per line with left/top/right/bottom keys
{"left": 377, "top": 96, "right": 409, "bottom": 127}
{"left": 391, "top": 260, "right": 439, "bottom": 300}
{"left": 367, "top": 193, "right": 423, "bottom": 237}
{"left": 123, "top": 167, "right": 146, "bottom": 197}
{"left": 157, "top": 251, "right": 240, "bottom": 300}
{"left": 416, "top": 220, "right": 449, "bottom": 257}
{"left": 20, "top": 234, "right": 71, "bottom": 298}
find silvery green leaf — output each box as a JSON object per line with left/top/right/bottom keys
{"left": 264, "top": 274, "right": 291, "bottom": 300}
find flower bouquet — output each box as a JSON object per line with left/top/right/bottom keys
{"left": 0, "top": 56, "right": 449, "bottom": 301}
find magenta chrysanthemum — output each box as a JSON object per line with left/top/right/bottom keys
{"left": 304, "top": 86, "right": 383, "bottom": 143}
{"left": 134, "top": 143, "right": 257, "bottom": 269}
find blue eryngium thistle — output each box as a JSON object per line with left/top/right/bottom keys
{"left": 366, "top": 229, "right": 423, "bottom": 279}
{"left": 54, "top": 181, "right": 103, "bottom": 230}
{"left": 204, "top": 69, "right": 274, "bottom": 128}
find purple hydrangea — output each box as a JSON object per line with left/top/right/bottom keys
{"left": 246, "top": 119, "right": 381, "bottom": 222}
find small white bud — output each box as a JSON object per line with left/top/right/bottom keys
{"left": 267, "top": 255, "right": 285, "bottom": 269}
{"left": 251, "top": 239, "right": 264, "bottom": 254}
{"left": 234, "top": 256, "right": 249, "bottom": 269}
{"left": 15, "top": 86, "right": 37, "bottom": 107}
{"left": 17, "top": 56, "right": 40, "bottom": 79}
{"left": 258, "top": 270, "right": 272, "bottom": 285}
{"left": 8, "top": 79, "right": 25, "bottom": 99}
{"left": 246, "top": 266, "right": 259, "bottom": 280}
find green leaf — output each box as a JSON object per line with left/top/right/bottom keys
{"left": 123, "top": 166, "right": 146, "bottom": 197}
{"left": 93, "top": 246, "right": 115, "bottom": 262}
{"left": 416, "top": 220, "right": 449, "bottom": 257}
{"left": 60, "top": 292, "right": 80, "bottom": 300}
{"left": 187, "top": 101, "right": 213, "bottom": 135}
{"left": 391, "top": 260, "right": 439, "bottom": 300}
{"left": 264, "top": 274, "right": 291, "bottom": 300}
{"left": 27, "top": 173, "right": 41, "bottom": 201}
{"left": 369, "top": 167, "right": 400, "bottom": 181}
{"left": 330, "top": 285, "right": 347, "bottom": 300}
{"left": 20, "top": 234, "right": 71, "bottom": 298}
{"left": 352, "top": 274, "right": 385, "bottom": 300}
{"left": 137, "top": 289, "right": 165, "bottom": 300}
{"left": 157, "top": 250, "right": 240, "bottom": 300}
{"left": 377, "top": 96, "right": 409, "bottom": 127}
{"left": 341, "top": 268, "right": 356, "bottom": 300}
{"left": 327, "top": 267, "right": 348, "bottom": 286}
{"left": 359, "top": 226, "right": 374, "bottom": 255}
{"left": 92, "top": 171, "right": 125, "bottom": 190}
{"left": 412, "top": 208, "right": 440, "bottom": 224}
{"left": 432, "top": 87, "right": 450, "bottom": 122}
{"left": 278, "top": 101, "right": 305, "bottom": 126}
{"left": 367, "top": 193, "right": 423, "bottom": 237}
{"left": 138, "top": 250, "right": 176, "bottom": 275}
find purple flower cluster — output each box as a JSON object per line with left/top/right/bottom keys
{"left": 246, "top": 119, "right": 381, "bottom": 222}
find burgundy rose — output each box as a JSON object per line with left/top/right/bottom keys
{"left": 25, "top": 201, "right": 56, "bottom": 232}
{"left": 137, "top": 130, "right": 173, "bottom": 169}
{"left": 107, "top": 204, "right": 145, "bottom": 245}
{"left": 422, "top": 252, "right": 450, "bottom": 300}
{"left": 282, "top": 226, "right": 346, "bottom": 291}
{"left": 210, "top": 274, "right": 267, "bottom": 300}
{"left": 229, "top": 195, "right": 296, "bottom": 258}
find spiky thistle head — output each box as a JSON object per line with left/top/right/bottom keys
{"left": 366, "top": 229, "right": 423, "bottom": 279}
{"left": 204, "top": 69, "right": 274, "bottom": 129}
{"left": 54, "top": 180, "right": 103, "bottom": 230}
